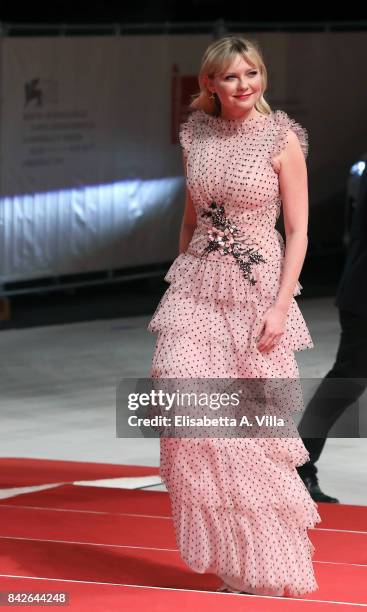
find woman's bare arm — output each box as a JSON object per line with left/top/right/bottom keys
{"left": 179, "top": 154, "right": 197, "bottom": 254}
{"left": 257, "top": 130, "right": 309, "bottom": 351}
{"left": 274, "top": 130, "right": 309, "bottom": 312}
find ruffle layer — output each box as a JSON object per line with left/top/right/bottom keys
{"left": 178, "top": 111, "right": 197, "bottom": 157}
{"left": 161, "top": 436, "right": 321, "bottom": 596}
{"left": 148, "top": 250, "right": 313, "bottom": 354}
{"left": 178, "top": 108, "right": 309, "bottom": 161}
{"left": 160, "top": 436, "right": 319, "bottom": 507}
{"left": 272, "top": 109, "right": 309, "bottom": 160}
{"left": 173, "top": 502, "right": 319, "bottom": 596}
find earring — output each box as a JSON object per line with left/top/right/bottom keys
{"left": 210, "top": 92, "right": 216, "bottom": 99}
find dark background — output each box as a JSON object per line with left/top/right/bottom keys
{"left": 0, "top": 5, "right": 366, "bottom": 24}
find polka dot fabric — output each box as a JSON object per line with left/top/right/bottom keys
{"left": 147, "top": 108, "right": 321, "bottom": 597}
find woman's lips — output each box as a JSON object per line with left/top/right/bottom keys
{"left": 235, "top": 93, "right": 252, "bottom": 99}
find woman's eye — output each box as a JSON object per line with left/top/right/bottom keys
{"left": 225, "top": 71, "right": 257, "bottom": 80}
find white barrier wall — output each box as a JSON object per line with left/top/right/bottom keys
{"left": 0, "top": 32, "right": 366, "bottom": 283}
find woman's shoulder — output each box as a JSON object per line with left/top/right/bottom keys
{"left": 179, "top": 109, "right": 210, "bottom": 130}
{"left": 269, "top": 109, "right": 309, "bottom": 160}
{"left": 270, "top": 108, "right": 304, "bottom": 128}
{"left": 178, "top": 109, "right": 209, "bottom": 156}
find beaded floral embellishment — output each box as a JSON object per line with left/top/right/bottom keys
{"left": 201, "top": 202, "right": 266, "bottom": 285}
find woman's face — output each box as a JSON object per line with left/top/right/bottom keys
{"left": 207, "top": 54, "right": 263, "bottom": 118}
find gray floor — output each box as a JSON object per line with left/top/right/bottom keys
{"left": 0, "top": 296, "right": 366, "bottom": 505}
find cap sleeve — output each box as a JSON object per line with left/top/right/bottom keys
{"left": 272, "top": 110, "right": 309, "bottom": 160}
{"left": 178, "top": 111, "right": 198, "bottom": 157}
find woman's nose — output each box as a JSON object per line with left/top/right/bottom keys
{"left": 238, "top": 78, "right": 249, "bottom": 90}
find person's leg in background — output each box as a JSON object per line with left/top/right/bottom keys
{"left": 297, "top": 309, "right": 367, "bottom": 502}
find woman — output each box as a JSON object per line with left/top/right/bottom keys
{"left": 148, "top": 35, "right": 321, "bottom": 597}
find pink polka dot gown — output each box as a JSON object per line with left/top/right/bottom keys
{"left": 147, "top": 108, "right": 321, "bottom": 597}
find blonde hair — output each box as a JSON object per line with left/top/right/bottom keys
{"left": 189, "top": 36, "right": 271, "bottom": 117}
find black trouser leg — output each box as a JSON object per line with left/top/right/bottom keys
{"left": 297, "top": 309, "right": 367, "bottom": 479}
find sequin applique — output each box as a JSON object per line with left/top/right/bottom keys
{"left": 201, "top": 202, "right": 266, "bottom": 285}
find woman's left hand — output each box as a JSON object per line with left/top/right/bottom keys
{"left": 256, "top": 305, "right": 288, "bottom": 352}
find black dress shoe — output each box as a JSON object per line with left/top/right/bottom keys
{"left": 302, "top": 475, "right": 339, "bottom": 503}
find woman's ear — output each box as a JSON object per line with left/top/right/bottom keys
{"left": 204, "top": 74, "right": 213, "bottom": 94}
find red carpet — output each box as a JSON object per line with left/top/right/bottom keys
{"left": 0, "top": 483, "right": 172, "bottom": 515}
{"left": 0, "top": 458, "right": 366, "bottom": 610}
{"left": 0, "top": 458, "right": 159, "bottom": 487}
{"left": 0, "top": 577, "right": 365, "bottom": 612}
